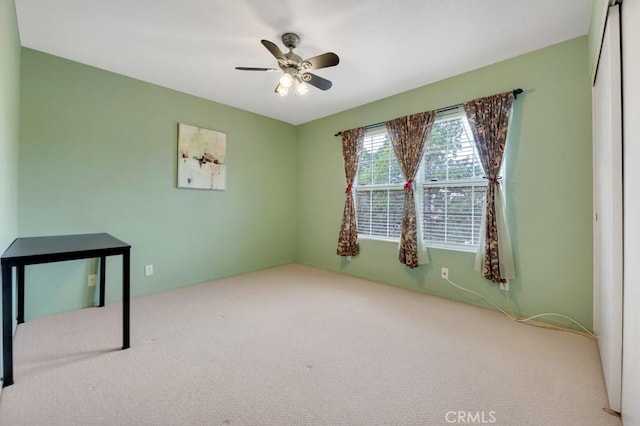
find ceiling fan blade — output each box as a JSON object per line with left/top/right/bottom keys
{"left": 261, "top": 39, "right": 285, "bottom": 60}
{"left": 302, "top": 52, "right": 339, "bottom": 70}
{"left": 301, "top": 73, "right": 333, "bottom": 91}
{"left": 235, "top": 67, "right": 279, "bottom": 72}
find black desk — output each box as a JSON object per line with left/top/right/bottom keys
{"left": 1, "top": 233, "right": 131, "bottom": 387}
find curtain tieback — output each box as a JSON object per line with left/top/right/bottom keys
{"left": 404, "top": 179, "right": 413, "bottom": 192}
{"left": 345, "top": 184, "right": 353, "bottom": 194}
{"left": 486, "top": 176, "right": 502, "bottom": 185}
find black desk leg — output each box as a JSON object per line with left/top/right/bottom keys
{"left": 17, "top": 264, "right": 24, "bottom": 324}
{"left": 99, "top": 256, "right": 106, "bottom": 307}
{"left": 2, "top": 262, "right": 14, "bottom": 387}
{"left": 122, "top": 249, "right": 130, "bottom": 350}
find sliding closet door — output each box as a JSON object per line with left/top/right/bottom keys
{"left": 622, "top": 0, "right": 640, "bottom": 423}
{"left": 593, "top": 4, "right": 622, "bottom": 413}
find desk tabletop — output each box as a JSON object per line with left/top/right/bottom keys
{"left": 1, "top": 233, "right": 130, "bottom": 261}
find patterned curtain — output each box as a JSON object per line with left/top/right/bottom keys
{"left": 385, "top": 111, "right": 436, "bottom": 268}
{"left": 336, "top": 127, "right": 366, "bottom": 257}
{"left": 463, "top": 92, "right": 516, "bottom": 283}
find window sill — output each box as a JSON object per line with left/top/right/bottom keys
{"left": 358, "top": 235, "right": 478, "bottom": 253}
{"left": 426, "top": 242, "right": 478, "bottom": 254}
{"left": 358, "top": 234, "right": 399, "bottom": 243}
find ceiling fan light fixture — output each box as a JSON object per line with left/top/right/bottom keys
{"left": 295, "top": 77, "right": 309, "bottom": 96}
{"left": 276, "top": 83, "right": 289, "bottom": 97}
{"left": 296, "top": 82, "right": 309, "bottom": 96}
{"left": 279, "top": 73, "right": 293, "bottom": 88}
{"left": 279, "top": 67, "right": 297, "bottom": 88}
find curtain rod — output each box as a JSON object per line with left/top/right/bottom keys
{"left": 334, "top": 88, "right": 523, "bottom": 137}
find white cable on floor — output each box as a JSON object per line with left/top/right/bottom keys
{"left": 517, "top": 313, "right": 595, "bottom": 337}
{"left": 444, "top": 277, "right": 596, "bottom": 340}
{"left": 445, "top": 277, "right": 516, "bottom": 319}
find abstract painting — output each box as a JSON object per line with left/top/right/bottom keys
{"left": 177, "top": 123, "right": 227, "bottom": 190}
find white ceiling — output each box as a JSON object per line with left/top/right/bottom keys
{"left": 15, "top": 0, "right": 592, "bottom": 125}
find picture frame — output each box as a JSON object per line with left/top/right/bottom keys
{"left": 177, "top": 123, "right": 227, "bottom": 190}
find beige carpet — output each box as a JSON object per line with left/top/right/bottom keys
{"left": 0, "top": 264, "right": 620, "bottom": 425}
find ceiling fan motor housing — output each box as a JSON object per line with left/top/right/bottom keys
{"left": 281, "top": 32, "right": 300, "bottom": 49}
{"left": 279, "top": 33, "right": 304, "bottom": 70}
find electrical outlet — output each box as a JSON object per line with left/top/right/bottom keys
{"left": 88, "top": 274, "right": 97, "bottom": 286}
{"left": 500, "top": 281, "right": 509, "bottom": 291}
{"left": 145, "top": 264, "right": 153, "bottom": 276}
{"left": 441, "top": 267, "right": 449, "bottom": 280}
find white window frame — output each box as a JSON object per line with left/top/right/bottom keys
{"left": 354, "top": 185, "right": 404, "bottom": 242}
{"left": 421, "top": 179, "right": 487, "bottom": 253}
{"left": 354, "top": 126, "right": 404, "bottom": 241}
{"left": 354, "top": 107, "right": 489, "bottom": 252}
{"left": 421, "top": 109, "right": 487, "bottom": 252}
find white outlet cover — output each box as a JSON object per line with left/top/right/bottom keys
{"left": 145, "top": 265, "right": 153, "bottom": 276}
{"left": 441, "top": 268, "right": 449, "bottom": 279}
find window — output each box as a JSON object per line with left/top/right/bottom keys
{"left": 354, "top": 108, "right": 487, "bottom": 251}
{"left": 422, "top": 111, "right": 487, "bottom": 249}
{"left": 355, "top": 128, "right": 404, "bottom": 240}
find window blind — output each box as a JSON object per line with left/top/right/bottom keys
{"left": 356, "top": 128, "right": 404, "bottom": 238}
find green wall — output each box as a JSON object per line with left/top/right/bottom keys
{"left": 0, "top": 0, "right": 20, "bottom": 255}
{"left": 296, "top": 37, "right": 594, "bottom": 329}
{"left": 18, "top": 49, "right": 297, "bottom": 320}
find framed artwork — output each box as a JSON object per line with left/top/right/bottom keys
{"left": 177, "top": 123, "right": 227, "bottom": 190}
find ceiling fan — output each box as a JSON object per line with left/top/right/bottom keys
{"left": 235, "top": 32, "right": 339, "bottom": 96}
